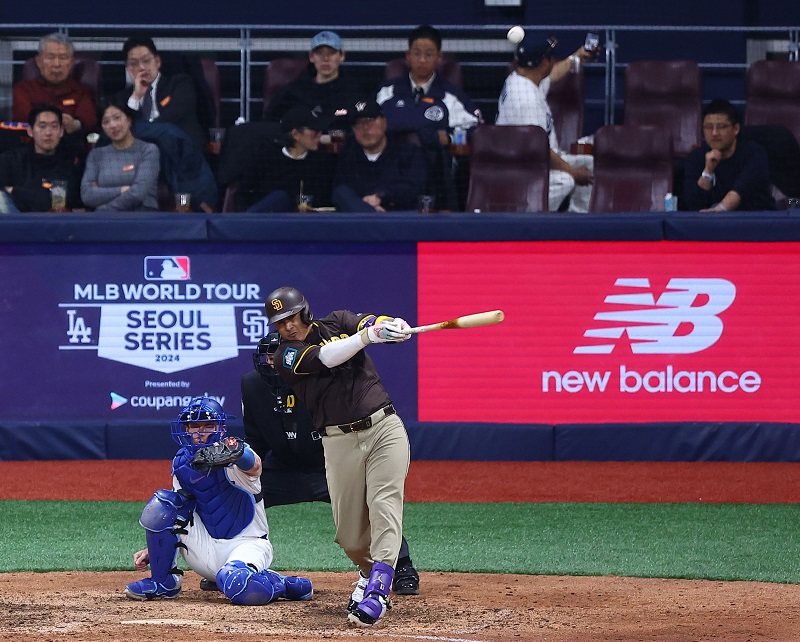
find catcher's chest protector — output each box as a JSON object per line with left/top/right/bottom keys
{"left": 172, "top": 450, "right": 256, "bottom": 539}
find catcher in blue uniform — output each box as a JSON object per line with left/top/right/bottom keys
{"left": 124, "top": 395, "right": 312, "bottom": 605}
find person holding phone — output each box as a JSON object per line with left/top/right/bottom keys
{"left": 497, "top": 29, "right": 596, "bottom": 212}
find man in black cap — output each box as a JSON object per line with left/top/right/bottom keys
{"left": 332, "top": 100, "right": 427, "bottom": 212}
{"left": 497, "top": 29, "right": 594, "bottom": 212}
{"left": 239, "top": 106, "right": 334, "bottom": 212}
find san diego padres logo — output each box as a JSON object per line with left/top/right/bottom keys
{"left": 271, "top": 298, "right": 283, "bottom": 311}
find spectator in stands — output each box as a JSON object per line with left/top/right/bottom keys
{"left": 377, "top": 25, "right": 482, "bottom": 145}
{"left": 81, "top": 100, "right": 159, "bottom": 211}
{"left": 242, "top": 107, "right": 334, "bottom": 212}
{"left": 116, "top": 36, "right": 206, "bottom": 154}
{"left": 496, "top": 31, "right": 594, "bottom": 212}
{"left": 264, "top": 30, "right": 366, "bottom": 126}
{"left": 683, "top": 98, "right": 776, "bottom": 212}
{"left": 13, "top": 33, "right": 98, "bottom": 136}
{"left": 0, "top": 104, "right": 84, "bottom": 213}
{"left": 333, "top": 100, "right": 427, "bottom": 212}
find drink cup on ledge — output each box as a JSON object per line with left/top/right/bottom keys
{"left": 418, "top": 194, "right": 435, "bottom": 213}
{"left": 175, "top": 192, "right": 192, "bottom": 213}
{"left": 50, "top": 180, "right": 68, "bottom": 212}
{"left": 297, "top": 194, "right": 314, "bottom": 212}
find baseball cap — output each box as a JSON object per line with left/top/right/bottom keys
{"left": 348, "top": 99, "right": 384, "bottom": 124}
{"left": 280, "top": 106, "right": 328, "bottom": 132}
{"left": 515, "top": 32, "right": 558, "bottom": 68}
{"left": 310, "top": 30, "right": 343, "bottom": 51}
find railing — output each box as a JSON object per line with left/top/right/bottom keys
{"left": 1, "top": 24, "right": 798, "bottom": 128}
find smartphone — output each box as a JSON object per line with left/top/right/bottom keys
{"left": 584, "top": 32, "right": 601, "bottom": 57}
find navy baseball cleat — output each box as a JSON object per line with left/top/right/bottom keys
{"left": 199, "top": 577, "right": 220, "bottom": 592}
{"left": 392, "top": 557, "right": 420, "bottom": 595}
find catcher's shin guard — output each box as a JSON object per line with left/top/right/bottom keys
{"left": 348, "top": 561, "right": 394, "bottom": 627}
{"left": 125, "top": 490, "right": 193, "bottom": 600}
{"left": 216, "top": 561, "right": 284, "bottom": 605}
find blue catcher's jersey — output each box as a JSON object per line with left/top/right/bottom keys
{"left": 171, "top": 446, "right": 268, "bottom": 540}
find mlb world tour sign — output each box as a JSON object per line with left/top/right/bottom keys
{"left": 61, "top": 256, "right": 269, "bottom": 374}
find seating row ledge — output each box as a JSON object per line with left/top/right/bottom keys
{"left": 2, "top": 210, "right": 800, "bottom": 244}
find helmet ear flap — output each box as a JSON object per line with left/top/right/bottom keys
{"left": 300, "top": 303, "right": 313, "bottom": 325}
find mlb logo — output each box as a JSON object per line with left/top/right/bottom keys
{"left": 144, "top": 256, "right": 191, "bottom": 281}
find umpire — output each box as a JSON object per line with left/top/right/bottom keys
{"left": 239, "top": 332, "right": 419, "bottom": 595}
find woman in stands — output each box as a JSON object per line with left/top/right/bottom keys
{"left": 81, "top": 99, "right": 160, "bottom": 211}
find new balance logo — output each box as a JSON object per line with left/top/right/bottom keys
{"left": 574, "top": 278, "right": 736, "bottom": 354}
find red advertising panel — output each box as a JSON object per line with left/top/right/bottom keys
{"left": 418, "top": 241, "right": 800, "bottom": 423}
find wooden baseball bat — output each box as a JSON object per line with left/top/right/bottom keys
{"left": 406, "top": 310, "right": 505, "bottom": 334}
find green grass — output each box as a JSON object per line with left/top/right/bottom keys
{"left": 1, "top": 500, "right": 798, "bottom": 583}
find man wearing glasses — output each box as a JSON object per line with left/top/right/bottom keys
{"left": 683, "top": 98, "right": 775, "bottom": 212}
{"left": 116, "top": 36, "right": 206, "bottom": 154}
{"left": 13, "top": 33, "right": 98, "bottom": 136}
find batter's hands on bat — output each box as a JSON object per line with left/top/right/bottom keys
{"left": 382, "top": 317, "right": 412, "bottom": 341}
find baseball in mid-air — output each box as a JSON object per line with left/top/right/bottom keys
{"left": 507, "top": 26, "right": 525, "bottom": 44}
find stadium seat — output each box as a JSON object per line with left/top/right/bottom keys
{"left": 262, "top": 58, "right": 309, "bottom": 117}
{"left": 744, "top": 60, "right": 800, "bottom": 146}
{"left": 547, "top": 62, "right": 585, "bottom": 153}
{"left": 465, "top": 124, "right": 549, "bottom": 213}
{"left": 588, "top": 124, "right": 673, "bottom": 213}
{"left": 22, "top": 56, "right": 102, "bottom": 97}
{"left": 623, "top": 60, "right": 702, "bottom": 157}
{"left": 383, "top": 53, "right": 463, "bottom": 86}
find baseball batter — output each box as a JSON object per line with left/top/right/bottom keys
{"left": 124, "top": 395, "right": 313, "bottom": 605}
{"left": 265, "top": 286, "right": 412, "bottom": 627}
{"left": 240, "top": 332, "right": 420, "bottom": 595}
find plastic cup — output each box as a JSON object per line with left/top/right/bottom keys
{"left": 297, "top": 194, "right": 314, "bottom": 212}
{"left": 208, "top": 128, "right": 225, "bottom": 155}
{"left": 418, "top": 194, "right": 435, "bottom": 213}
{"left": 50, "top": 180, "right": 68, "bottom": 212}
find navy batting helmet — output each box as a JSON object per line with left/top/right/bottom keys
{"left": 170, "top": 395, "right": 230, "bottom": 449}
{"left": 265, "top": 286, "right": 313, "bottom": 325}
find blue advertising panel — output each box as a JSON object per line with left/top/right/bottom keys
{"left": 0, "top": 243, "right": 418, "bottom": 427}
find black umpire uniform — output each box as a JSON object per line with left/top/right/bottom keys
{"left": 241, "top": 335, "right": 419, "bottom": 595}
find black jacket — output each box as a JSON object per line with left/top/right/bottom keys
{"left": 0, "top": 143, "right": 84, "bottom": 212}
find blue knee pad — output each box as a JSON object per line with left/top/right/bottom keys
{"left": 216, "top": 561, "right": 285, "bottom": 605}
{"left": 138, "top": 490, "right": 195, "bottom": 583}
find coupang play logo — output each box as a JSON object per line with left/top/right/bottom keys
{"left": 542, "top": 277, "right": 761, "bottom": 395}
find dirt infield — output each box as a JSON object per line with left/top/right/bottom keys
{"left": 2, "top": 569, "right": 799, "bottom": 642}
{"left": 1, "top": 461, "right": 797, "bottom": 641}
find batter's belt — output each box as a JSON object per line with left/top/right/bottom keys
{"left": 320, "top": 404, "right": 396, "bottom": 437}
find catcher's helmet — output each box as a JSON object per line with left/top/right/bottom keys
{"left": 265, "top": 286, "right": 313, "bottom": 325}
{"left": 171, "top": 395, "right": 229, "bottom": 448}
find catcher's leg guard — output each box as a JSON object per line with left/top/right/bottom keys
{"left": 124, "top": 490, "right": 192, "bottom": 601}
{"left": 347, "top": 561, "right": 394, "bottom": 628}
{"left": 264, "top": 570, "right": 313, "bottom": 601}
{"left": 216, "top": 561, "right": 285, "bottom": 605}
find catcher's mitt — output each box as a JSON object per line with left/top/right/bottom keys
{"left": 191, "top": 436, "right": 245, "bottom": 471}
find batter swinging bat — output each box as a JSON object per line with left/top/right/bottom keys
{"left": 406, "top": 310, "right": 505, "bottom": 334}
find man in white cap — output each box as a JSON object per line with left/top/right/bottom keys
{"left": 497, "top": 31, "right": 594, "bottom": 212}
{"left": 265, "top": 30, "right": 367, "bottom": 125}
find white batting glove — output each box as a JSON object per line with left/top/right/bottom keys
{"left": 382, "top": 317, "right": 412, "bottom": 342}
